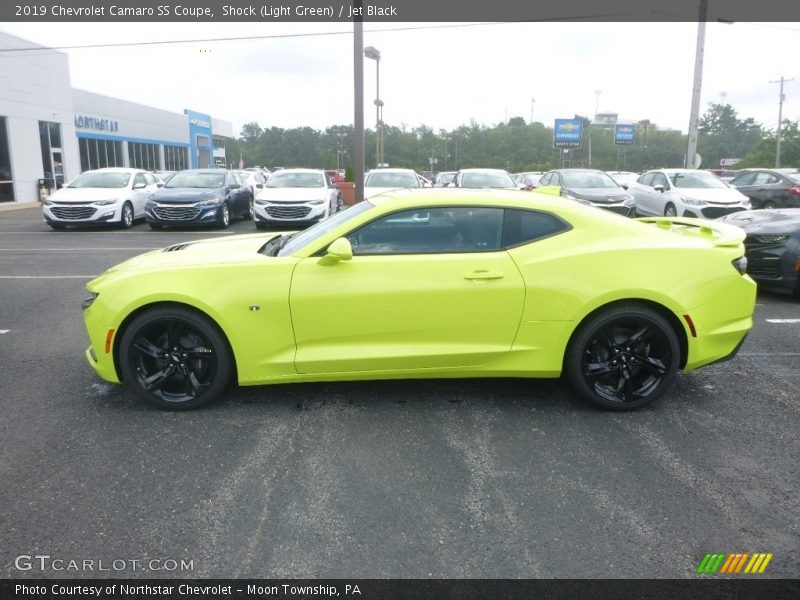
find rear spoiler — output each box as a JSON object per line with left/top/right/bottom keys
{"left": 636, "top": 217, "right": 745, "bottom": 248}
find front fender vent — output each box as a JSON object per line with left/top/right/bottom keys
{"left": 162, "top": 242, "right": 195, "bottom": 252}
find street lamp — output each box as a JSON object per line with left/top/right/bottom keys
{"left": 364, "top": 46, "right": 383, "bottom": 168}
{"left": 530, "top": 97, "right": 535, "bottom": 125}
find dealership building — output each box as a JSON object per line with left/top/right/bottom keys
{"left": 0, "top": 31, "right": 233, "bottom": 204}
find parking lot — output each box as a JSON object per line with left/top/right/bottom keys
{"left": 0, "top": 204, "right": 798, "bottom": 579}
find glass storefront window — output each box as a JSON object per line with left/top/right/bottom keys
{"left": 0, "top": 116, "right": 14, "bottom": 202}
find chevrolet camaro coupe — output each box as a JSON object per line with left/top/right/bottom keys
{"left": 82, "top": 189, "right": 756, "bottom": 411}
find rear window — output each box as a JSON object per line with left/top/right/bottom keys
{"left": 503, "top": 209, "right": 570, "bottom": 247}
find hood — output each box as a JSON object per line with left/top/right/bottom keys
{"left": 49, "top": 187, "right": 125, "bottom": 203}
{"left": 152, "top": 188, "right": 220, "bottom": 203}
{"left": 364, "top": 187, "right": 405, "bottom": 199}
{"left": 256, "top": 187, "right": 328, "bottom": 202}
{"left": 674, "top": 187, "right": 748, "bottom": 204}
{"left": 89, "top": 233, "right": 288, "bottom": 287}
{"left": 566, "top": 187, "right": 630, "bottom": 204}
{"left": 719, "top": 208, "right": 800, "bottom": 234}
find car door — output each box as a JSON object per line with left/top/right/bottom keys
{"left": 289, "top": 206, "right": 525, "bottom": 374}
{"left": 751, "top": 171, "right": 785, "bottom": 208}
{"left": 632, "top": 172, "right": 664, "bottom": 216}
{"left": 130, "top": 172, "right": 152, "bottom": 218}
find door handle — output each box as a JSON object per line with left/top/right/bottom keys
{"left": 464, "top": 270, "right": 504, "bottom": 280}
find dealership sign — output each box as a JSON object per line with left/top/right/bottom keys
{"left": 553, "top": 119, "right": 583, "bottom": 148}
{"left": 614, "top": 124, "right": 635, "bottom": 145}
{"left": 74, "top": 115, "right": 119, "bottom": 132}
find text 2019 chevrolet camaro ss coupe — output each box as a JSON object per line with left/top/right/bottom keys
{"left": 82, "top": 189, "right": 756, "bottom": 411}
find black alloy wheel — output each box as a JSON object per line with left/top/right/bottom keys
{"left": 119, "top": 307, "right": 232, "bottom": 409}
{"left": 565, "top": 304, "right": 680, "bottom": 410}
{"left": 664, "top": 204, "right": 677, "bottom": 217}
{"left": 119, "top": 202, "right": 134, "bottom": 229}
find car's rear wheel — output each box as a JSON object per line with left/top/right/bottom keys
{"left": 664, "top": 203, "right": 677, "bottom": 217}
{"left": 119, "top": 202, "right": 134, "bottom": 229}
{"left": 218, "top": 202, "right": 230, "bottom": 228}
{"left": 565, "top": 304, "right": 680, "bottom": 410}
{"left": 119, "top": 307, "right": 232, "bottom": 410}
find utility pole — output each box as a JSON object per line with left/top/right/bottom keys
{"left": 588, "top": 89, "right": 601, "bottom": 168}
{"left": 353, "top": 7, "right": 365, "bottom": 202}
{"left": 685, "top": 0, "right": 707, "bottom": 169}
{"left": 769, "top": 76, "right": 793, "bottom": 168}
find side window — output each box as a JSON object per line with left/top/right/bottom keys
{"left": 133, "top": 173, "right": 147, "bottom": 188}
{"left": 347, "top": 207, "right": 503, "bottom": 255}
{"left": 539, "top": 173, "right": 552, "bottom": 186}
{"left": 754, "top": 172, "right": 780, "bottom": 185}
{"left": 230, "top": 172, "right": 242, "bottom": 186}
{"left": 652, "top": 173, "right": 668, "bottom": 188}
{"left": 731, "top": 172, "right": 755, "bottom": 186}
{"left": 503, "top": 209, "right": 570, "bottom": 247}
{"left": 638, "top": 172, "right": 655, "bottom": 186}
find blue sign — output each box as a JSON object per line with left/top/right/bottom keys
{"left": 614, "top": 124, "right": 635, "bottom": 145}
{"left": 553, "top": 119, "right": 583, "bottom": 148}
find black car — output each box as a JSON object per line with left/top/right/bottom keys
{"left": 729, "top": 168, "right": 800, "bottom": 210}
{"left": 720, "top": 208, "right": 800, "bottom": 296}
{"left": 538, "top": 169, "right": 636, "bottom": 217}
{"left": 145, "top": 169, "right": 252, "bottom": 229}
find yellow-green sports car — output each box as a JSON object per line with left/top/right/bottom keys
{"left": 82, "top": 189, "right": 756, "bottom": 411}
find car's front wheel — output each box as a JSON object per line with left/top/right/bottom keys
{"left": 664, "top": 203, "right": 677, "bottom": 217}
{"left": 218, "top": 202, "right": 230, "bottom": 228}
{"left": 119, "top": 306, "right": 233, "bottom": 410}
{"left": 119, "top": 202, "right": 134, "bottom": 229}
{"left": 565, "top": 304, "right": 680, "bottom": 410}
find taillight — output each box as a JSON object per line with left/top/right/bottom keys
{"left": 788, "top": 186, "right": 800, "bottom": 196}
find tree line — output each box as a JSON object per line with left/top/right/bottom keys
{"left": 228, "top": 103, "right": 800, "bottom": 175}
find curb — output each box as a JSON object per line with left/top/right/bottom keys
{"left": 0, "top": 202, "right": 41, "bottom": 213}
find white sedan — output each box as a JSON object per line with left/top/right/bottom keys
{"left": 42, "top": 168, "right": 161, "bottom": 230}
{"left": 627, "top": 169, "right": 751, "bottom": 219}
{"left": 252, "top": 168, "right": 341, "bottom": 229}
{"left": 364, "top": 168, "right": 424, "bottom": 199}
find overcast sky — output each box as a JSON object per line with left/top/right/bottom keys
{"left": 1, "top": 21, "right": 799, "bottom": 137}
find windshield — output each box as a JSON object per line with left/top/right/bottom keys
{"left": 68, "top": 172, "right": 130, "bottom": 189}
{"left": 561, "top": 172, "right": 620, "bottom": 189}
{"left": 365, "top": 171, "right": 421, "bottom": 188}
{"left": 278, "top": 201, "right": 374, "bottom": 257}
{"left": 669, "top": 172, "right": 728, "bottom": 189}
{"left": 460, "top": 171, "right": 516, "bottom": 188}
{"left": 166, "top": 172, "right": 226, "bottom": 189}
{"left": 267, "top": 172, "right": 324, "bottom": 188}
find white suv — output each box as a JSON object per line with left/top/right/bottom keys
{"left": 43, "top": 168, "right": 161, "bottom": 230}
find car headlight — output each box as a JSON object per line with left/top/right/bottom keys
{"left": 309, "top": 200, "right": 325, "bottom": 205}
{"left": 255, "top": 198, "right": 268, "bottom": 205}
{"left": 680, "top": 196, "right": 706, "bottom": 206}
{"left": 197, "top": 198, "right": 219, "bottom": 206}
{"left": 754, "top": 235, "right": 789, "bottom": 244}
{"left": 81, "top": 292, "right": 99, "bottom": 311}
{"left": 93, "top": 198, "right": 119, "bottom": 206}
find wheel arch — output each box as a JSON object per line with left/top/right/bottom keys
{"left": 563, "top": 298, "right": 689, "bottom": 371}
{"left": 111, "top": 300, "right": 238, "bottom": 382}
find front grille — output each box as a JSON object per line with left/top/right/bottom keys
{"left": 701, "top": 206, "right": 745, "bottom": 219}
{"left": 153, "top": 206, "right": 202, "bottom": 221}
{"left": 265, "top": 205, "right": 312, "bottom": 219}
{"left": 747, "top": 264, "right": 782, "bottom": 278}
{"left": 744, "top": 236, "right": 775, "bottom": 252}
{"left": 50, "top": 205, "right": 97, "bottom": 220}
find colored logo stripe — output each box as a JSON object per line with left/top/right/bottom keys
{"left": 697, "top": 553, "right": 773, "bottom": 574}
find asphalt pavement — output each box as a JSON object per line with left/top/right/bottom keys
{"left": 0, "top": 206, "right": 798, "bottom": 579}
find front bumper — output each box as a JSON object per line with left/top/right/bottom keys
{"left": 253, "top": 201, "right": 328, "bottom": 224}
{"left": 145, "top": 201, "right": 220, "bottom": 227}
{"left": 743, "top": 236, "right": 800, "bottom": 293}
{"left": 43, "top": 202, "right": 124, "bottom": 226}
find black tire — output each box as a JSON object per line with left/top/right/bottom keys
{"left": 119, "top": 202, "right": 134, "bottom": 229}
{"left": 664, "top": 203, "right": 677, "bottom": 217}
{"left": 243, "top": 199, "right": 254, "bottom": 220}
{"left": 48, "top": 223, "right": 66, "bottom": 230}
{"left": 148, "top": 222, "right": 164, "bottom": 230}
{"left": 564, "top": 304, "right": 680, "bottom": 410}
{"left": 119, "top": 306, "right": 233, "bottom": 410}
{"left": 217, "top": 202, "right": 230, "bottom": 229}
{"left": 255, "top": 221, "right": 268, "bottom": 230}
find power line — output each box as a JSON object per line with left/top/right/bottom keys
{"left": 0, "top": 17, "right": 654, "bottom": 54}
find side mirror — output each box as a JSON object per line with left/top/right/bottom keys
{"left": 133, "top": 182, "right": 146, "bottom": 190}
{"left": 654, "top": 184, "right": 665, "bottom": 193}
{"left": 256, "top": 183, "right": 263, "bottom": 189}
{"left": 320, "top": 237, "right": 353, "bottom": 265}
{"left": 156, "top": 182, "right": 164, "bottom": 188}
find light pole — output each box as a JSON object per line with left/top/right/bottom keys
{"left": 364, "top": 46, "right": 382, "bottom": 169}
{"left": 530, "top": 97, "right": 535, "bottom": 125}
{"left": 588, "top": 89, "right": 601, "bottom": 168}
{"left": 336, "top": 133, "right": 344, "bottom": 170}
